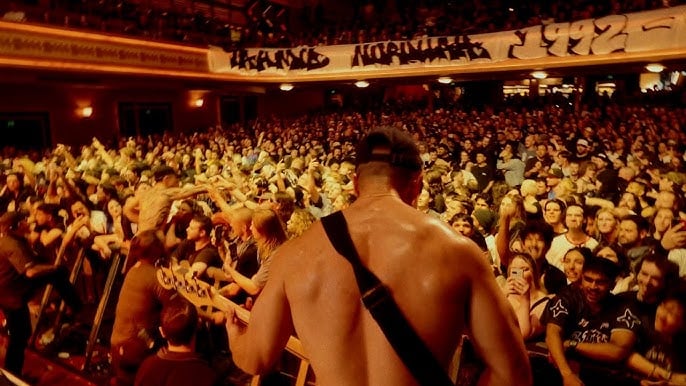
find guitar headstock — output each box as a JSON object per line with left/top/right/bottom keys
{"left": 156, "top": 266, "right": 220, "bottom": 310}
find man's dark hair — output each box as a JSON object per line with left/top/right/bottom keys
{"left": 192, "top": 214, "right": 213, "bottom": 236}
{"left": 129, "top": 229, "right": 166, "bottom": 263}
{"left": 36, "top": 203, "right": 61, "bottom": 220}
{"left": 582, "top": 255, "right": 620, "bottom": 282}
{"left": 161, "top": 297, "right": 198, "bottom": 346}
{"left": 621, "top": 214, "right": 650, "bottom": 233}
{"left": 355, "top": 127, "right": 422, "bottom": 172}
{"left": 153, "top": 165, "right": 176, "bottom": 182}
{"left": 520, "top": 221, "right": 555, "bottom": 249}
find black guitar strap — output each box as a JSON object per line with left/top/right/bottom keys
{"left": 320, "top": 211, "right": 454, "bottom": 386}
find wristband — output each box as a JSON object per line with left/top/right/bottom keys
{"left": 566, "top": 339, "right": 579, "bottom": 354}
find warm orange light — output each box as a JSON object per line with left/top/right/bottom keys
{"left": 193, "top": 98, "right": 204, "bottom": 107}
{"left": 0, "top": 21, "right": 206, "bottom": 54}
{"left": 81, "top": 106, "right": 93, "bottom": 118}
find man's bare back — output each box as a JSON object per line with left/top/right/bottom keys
{"left": 226, "top": 127, "right": 531, "bottom": 386}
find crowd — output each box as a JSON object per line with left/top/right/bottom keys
{"left": 1, "top": 91, "right": 686, "bottom": 385}
{"left": 3, "top": 0, "right": 685, "bottom": 49}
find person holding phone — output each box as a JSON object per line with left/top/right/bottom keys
{"left": 503, "top": 253, "right": 551, "bottom": 341}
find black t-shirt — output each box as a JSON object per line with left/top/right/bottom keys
{"left": 543, "top": 286, "right": 641, "bottom": 347}
{"left": 617, "top": 291, "right": 686, "bottom": 373}
{"left": 171, "top": 240, "right": 221, "bottom": 279}
{"left": 0, "top": 235, "right": 34, "bottom": 309}
{"left": 471, "top": 163, "right": 496, "bottom": 192}
{"left": 234, "top": 238, "right": 258, "bottom": 278}
{"left": 596, "top": 168, "right": 620, "bottom": 202}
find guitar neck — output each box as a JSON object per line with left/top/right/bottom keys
{"left": 207, "top": 290, "right": 307, "bottom": 361}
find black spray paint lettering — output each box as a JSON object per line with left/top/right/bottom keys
{"left": 351, "top": 36, "right": 491, "bottom": 67}
{"left": 230, "top": 47, "right": 330, "bottom": 72}
{"left": 509, "top": 15, "right": 629, "bottom": 59}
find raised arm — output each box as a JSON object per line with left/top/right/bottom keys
{"left": 167, "top": 184, "right": 208, "bottom": 202}
{"left": 467, "top": 247, "right": 532, "bottom": 386}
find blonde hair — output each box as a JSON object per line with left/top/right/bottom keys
{"left": 520, "top": 179, "right": 537, "bottom": 197}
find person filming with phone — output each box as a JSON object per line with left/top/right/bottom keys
{"left": 504, "top": 253, "right": 552, "bottom": 341}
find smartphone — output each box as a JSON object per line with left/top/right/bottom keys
{"left": 511, "top": 268, "right": 523, "bottom": 279}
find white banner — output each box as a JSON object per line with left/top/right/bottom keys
{"left": 208, "top": 6, "right": 686, "bottom": 77}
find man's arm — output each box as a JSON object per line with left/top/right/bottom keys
{"left": 627, "top": 352, "right": 675, "bottom": 381}
{"left": 467, "top": 248, "right": 532, "bottom": 386}
{"left": 166, "top": 184, "right": 208, "bottom": 201}
{"left": 39, "top": 228, "right": 64, "bottom": 248}
{"left": 546, "top": 323, "right": 583, "bottom": 386}
{"left": 225, "top": 251, "right": 294, "bottom": 374}
{"left": 572, "top": 329, "right": 636, "bottom": 363}
{"left": 224, "top": 264, "right": 261, "bottom": 296}
{"left": 123, "top": 195, "right": 140, "bottom": 224}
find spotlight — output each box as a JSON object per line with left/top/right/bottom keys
{"left": 193, "top": 98, "right": 204, "bottom": 107}
{"left": 81, "top": 106, "right": 93, "bottom": 118}
{"left": 531, "top": 71, "right": 548, "bottom": 80}
{"left": 645, "top": 63, "right": 665, "bottom": 73}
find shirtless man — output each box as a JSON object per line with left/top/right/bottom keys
{"left": 225, "top": 127, "right": 531, "bottom": 386}
{"left": 124, "top": 165, "right": 206, "bottom": 236}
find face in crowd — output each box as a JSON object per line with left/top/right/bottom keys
{"left": 580, "top": 269, "right": 612, "bottom": 306}
{"left": 636, "top": 260, "right": 666, "bottom": 303}
{"left": 563, "top": 249, "right": 585, "bottom": 284}
{"left": 544, "top": 201, "right": 563, "bottom": 225}
{"left": 596, "top": 210, "right": 617, "bottom": 236}
{"left": 564, "top": 205, "right": 585, "bottom": 231}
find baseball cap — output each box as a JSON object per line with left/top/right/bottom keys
{"left": 355, "top": 127, "right": 422, "bottom": 172}
{"left": 592, "top": 152, "right": 610, "bottom": 163}
{"left": 548, "top": 168, "right": 564, "bottom": 179}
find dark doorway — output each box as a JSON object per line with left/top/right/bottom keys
{"left": 118, "top": 103, "right": 173, "bottom": 138}
{"left": 0, "top": 112, "right": 51, "bottom": 151}
{"left": 220, "top": 97, "right": 241, "bottom": 125}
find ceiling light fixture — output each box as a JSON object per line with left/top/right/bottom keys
{"left": 80, "top": 106, "right": 93, "bottom": 118}
{"left": 645, "top": 63, "right": 665, "bottom": 73}
{"left": 531, "top": 70, "right": 548, "bottom": 80}
{"left": 355, "top": 80, "right": 370, "bottom": 88}
{"left": 437, "top": 76, "right": 453, "bottom": 84}
{"left": 279, "top": 83, "right": 294, "bottom": 91}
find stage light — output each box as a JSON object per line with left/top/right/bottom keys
{"left": 279, "top": 83, "right": 294, "bottom": 91}
{"left": 645, "top": 63, "right": 665, "bottom": 73}
{"left": 80, "top": 106, "right": 93, "bottom": 118}
{"left": 354, "top": 80, "right": 370, "bottom": 88}
{"left": 437, "top": 76, "right": 453, "bottom": 84}
{"left": 193, "top": 98, "right": 204, "bottom": 107}
{"left": 531, "top": 71, "right": 548, "bottom": 80}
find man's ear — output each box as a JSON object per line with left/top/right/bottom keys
{"left": 405, "top": 171, "right": 424, "bottom": 207}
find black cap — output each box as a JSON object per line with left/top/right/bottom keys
{"left": 355, "top": 127, "right": 422, "bottom": 172}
